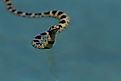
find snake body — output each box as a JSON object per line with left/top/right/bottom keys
{"left": 3, "top": 0, "right": 70, "bottom": 49}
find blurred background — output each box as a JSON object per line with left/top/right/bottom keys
{"left": 0, "top": 0, "right": 121, "bottom": 81}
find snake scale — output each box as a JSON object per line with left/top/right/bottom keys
{"left": 3, "top": 0, "right": 70, "bottom": 49}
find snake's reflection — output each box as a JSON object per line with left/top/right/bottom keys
{"left": 45, "top": 50, "right": 59, "bottom": 81}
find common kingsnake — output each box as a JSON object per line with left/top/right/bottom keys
{"left": 3, "top": 0, "right": 70, "bottom": 49}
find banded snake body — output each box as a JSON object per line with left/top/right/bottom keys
{"left": 3, "top": 0, "right": 70, "bottom": 49}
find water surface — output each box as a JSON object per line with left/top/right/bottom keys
{"left": 0, "top": 0, "right": 121, "bottom": 81}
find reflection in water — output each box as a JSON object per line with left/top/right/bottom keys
{"left": 45, "top": 50, "right": 59, "bottom": 81}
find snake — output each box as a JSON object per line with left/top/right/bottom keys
{"left": 3, "top": 0, "right": 70, "bottom": 49}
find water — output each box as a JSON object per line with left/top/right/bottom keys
{"left": 0, "top": 0, "right": 121, "bottom": 81}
